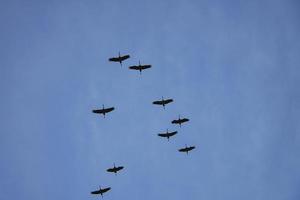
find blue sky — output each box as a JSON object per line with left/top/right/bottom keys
{"left": 1, "top": 0, "right": 300, "bottom": 199}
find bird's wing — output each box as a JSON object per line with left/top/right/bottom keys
{"left": 104, "top": 107, "right": 114, "bottom": 113}
{"left": 129, "top": 65, "right": 140, "bottom": 70}
{"left": 165, "top": 99, "right": 173, "bottom": 104}
{"left": 92, "top": 109, "right": 104, "bottom": 114}
{"left": 169, "top": 131, "right": 177, "bottom": 136}
{"left": 91, "top": 190, "right": 101, "bottom": 194}
{"left": 153, "top": 100, "right": 163, "bottom": 105}
{"left": 189, "top": 146, "right": 195, "bottom": 151}
{"left": 109, "top": 57, "right": 119, "bottom": 62}
{"left": 182, "top": 118, "right": 189, "bottom": 122}
{"left": 102, "top": 187, "right": 111, "bottom": 193}
{"left": 141, "top": 65, "right": 151, "bottom": 69}
{"left": 120, "top": 55, "right": 130, "bottom": 61}
{"left": 107, "top": 168, "right": 114, "bottom": 172}
{"left": 158, "top": 133, "right": 167, "bottom": 137}
{"left": 171, "top": 120, "right": 178, "bottom": 124}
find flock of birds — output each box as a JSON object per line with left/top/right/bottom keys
{"left": 90, "top": 52, "right": 195, "bottom": 198}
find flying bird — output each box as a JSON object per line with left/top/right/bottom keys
{"left": 91, "top": 186, "right": 111, "bottom": 198}
{"left": 178, "top": 145, "right": 195, "bottom": 155}
{"left": 109, "top": 52, "right": 130, "bottom": 66}
{"left": 92, "top": 105, "right": 115, "bottom": 118}
{"left": 129, "top": 61, "right": 151, "bottom": 74}
{"left": 171, "top": 115, "right": 189, "bottom": 127}
{"left": 106, "top": 163, "right": 124, "bottom": 175}
{"left": 158, "top": 129, "right": 177, "bottom": 141}
{"left": 153, "top": 97, "right": 173, "bottom": 109}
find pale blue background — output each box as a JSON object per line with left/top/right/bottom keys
{"left": 1, "top": 0, "right": 300, "bottom": 199}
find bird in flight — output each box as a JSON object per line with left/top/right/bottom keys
{"left": 106, "top": 163, "right": 124, "bottom": 175}
{"left": 171, "top": 115, "right": 189, "bottom": 127}
{"left": 129, "top": 61, "right": 151, "bottom": 74}
{"left": 158, "top": 129, "right": 177, "bottom": 141}
{"left": 92, "top": 105, "right": 115, "bottom": 118}
{"left": 178, "top": 145, "right": 195, "bottom": 155}
{"left": 91, "top": 186, "right": 111, "bottom": 198}
{"left": 153, "top": 97, "right": 173, "bottom": 109}
{"left": 109, "top": 52, "right": 130, "bottom": 66}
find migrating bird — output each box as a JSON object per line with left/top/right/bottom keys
{"left": 129, "top": 61, "right": 151, "bottom": 74}
{"left": 178, "top": 145, "right": 195, "bottom": 155}
{"left": 106, "top": 163, "right": 124, "bottom": 175}
{"left": 171, "top": 115, "right": 189, "bottom": 127}
{"left": 91, "top": 186, "right": 111, "bottom": 198}
{"left": 92, "top": 105, "right": 115, "bottom": 118}
{"left": 153, "top": 97, "right": 173, "bottom": 109}
{"left": 158, "top": 129, "right": 177, "bottom": 141}
{"left": 109, "top": 52, "right": 130, "bottom": 66}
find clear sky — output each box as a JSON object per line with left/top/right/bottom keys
{"left": 1, "top": 0, "right": 300, "bottom": 199}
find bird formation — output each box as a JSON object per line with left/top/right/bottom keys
{"left": 90, "top": 52, "right": 195, "bottom": 198}
{"left": 108, "top": 52, "right": 152, "bottom": 74}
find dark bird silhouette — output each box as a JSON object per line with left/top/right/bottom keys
{"left": 109, "top": 52, "right": 130, "bottom": 66}
{"left": 171, "top": 115, "right": 189, "bottom": 127}
{"left": 106, "top": 163, "right": 124, "bottom": 175}
{"left": 158, "top": 129, "right": 177, "bottom": 141}
{"left": 92, "top": 105, "right": 115, "bottom": 118}
{"left": 153, "top": 97, "right": 173, "bottom": 109}
{"left": 129, "top": 61, "right": 151, "bottom": 74}
{"left": 178, "top": 145, "right": 195, "bottom": 155}
{"left": 91, "top": 186, "right": 111, "bottom": 198}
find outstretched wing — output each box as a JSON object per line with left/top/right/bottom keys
{"left": 158, "top": 133, "right": 167, "bottom": 137}
{"left": 181, "top": 118, "right": 189, "bottom": 123}
{"left": 188, "top": 146, "right": 195, "bottom": 151}
{"left": 109, "top": 57, "right": 120, "bottom": 62}
{"left": 129, "top": 65, "right": 140, "bottom": 70}
{"left": 101, "top": 187, "right": 111, "bottom": 193}
{"left": 116, "top": 166, "right": 124, "bottom": 171}
{"left": 178, "top": 148, "right": 187, "bottom": 152}
{"left": 153, "top": 100, "right": 163, "bottom": 105}
{"left": 92, "top": 109, "right": 104, "bottom": 114}
{"left": 107, "top": 168, "right": 115, "bottom": 172}
{"left": 91, "top": 190, "right": 101, "bottom": 194}
{"left": 141, "top": 65, "right": 151, "bottom": 70}
{"left": 172, "top": 119, "right": 179, "bottom": 124}
{"left": 104, "top": 107, "right": 114, "bottom": 113}
{"left": 164, "top": 99, "right": 173, "bottom": 104}
{"left": 120, "top": 55, "right": 130, "bottom": 61}
{"left": 169, "top": 131, "right": 177, "bottom": 136}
